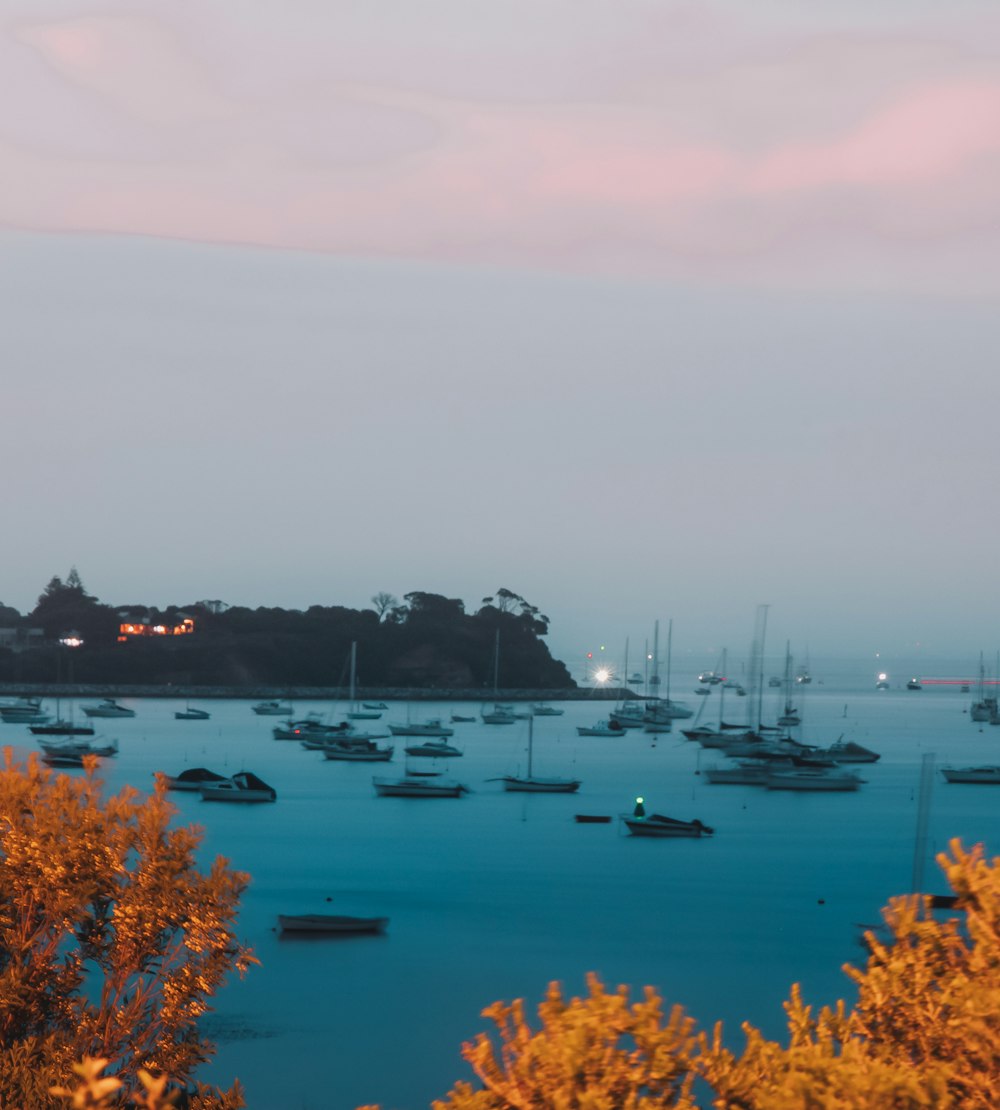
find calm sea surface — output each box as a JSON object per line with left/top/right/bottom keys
{"left": 8, "top": 670, "right": 999, "bottom": 1109}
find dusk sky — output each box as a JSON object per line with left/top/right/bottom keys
{"left": 3, "top": 1, "right": 999, "bottom": 673}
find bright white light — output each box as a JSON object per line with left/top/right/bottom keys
{"left": 594, "top": 667, "right": 611, "bottom": 684}
{"left": 878, "top": 673, "right": 887, "bottom": 681}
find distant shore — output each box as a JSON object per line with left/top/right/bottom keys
{"left": 0, "top": 683, "right": 628, "bottom": 702}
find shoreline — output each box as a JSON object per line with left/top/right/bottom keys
{"left": 0, "top": 683, "right": 628, "bottom": 702}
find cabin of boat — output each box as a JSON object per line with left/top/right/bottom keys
{"left": 200, "top": 771, "right": 277, "bottom": 802}
{"left": 941, "top": 766, "right": 1000, "bottom": 784}
{"left": 403, "top": 739, "right": 462, "bottom": 757}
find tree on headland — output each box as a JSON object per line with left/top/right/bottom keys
{"left": 0, "top": 752, "right": 253, "bottom": 1108}
{"left": 416, "top": 841, "right": 1000, "bottom": 1110}
{"left": 370, "top": 592, "right": 398, "bottom": 620}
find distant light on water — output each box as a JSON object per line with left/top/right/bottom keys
{"left": 594, "top": 667, "right": 611, "bottom": 684}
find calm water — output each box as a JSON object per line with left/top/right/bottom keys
{"left": 7, "top": 674, "right": 999, "bottom": 1109}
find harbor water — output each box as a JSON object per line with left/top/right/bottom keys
{"left": 6, "top": 674, "right": 998, "bottom": 1108}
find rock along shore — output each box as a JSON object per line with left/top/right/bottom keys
{"left": 0, "top": 684, "right": 629, "bottom": 702}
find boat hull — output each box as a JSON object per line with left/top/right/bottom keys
{"left": 502, "top": 776, "right": 580, "bottom": 793}
{"left": 278, "top": 914, "right": 388, "bottom": 935}
{"left": 373, "top": 777, "right": 465, "bottom": 797}
{"left": 623, "top": 816, "right": 713, "bottom": 838}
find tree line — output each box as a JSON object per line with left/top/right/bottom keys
{"left": 0, "top": 573, "right": 575, "bottom": 689}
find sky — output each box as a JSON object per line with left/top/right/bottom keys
{"left": 2, "top": 1, "right": 999, "bottom": 676}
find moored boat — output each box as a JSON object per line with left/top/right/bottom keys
{"left": 82, "top": 698, "right": 135, "bottom": 719}
{"left": 252, "top": 700, "right": 293, "bottom": 716}
{"left": 161, "top": 767, "right": 230, "bottom": 791}
{"left": 322, "top": 741, "right": 394, "bottom": 762}
{"left": 175, "top": 706, "right": 211, "bottom": 720}
{"left": 403, "top": 738, "right": 462, "bottom": 758}
{"left": 941, "top": 766, "right": 1000, "bottom": 784}
{"left": 278, "top": 914, "right": 388, "bottom": 935}
{"left": 372, "top": 776, "right": 467, "bottom": 797}
{"left": 623, "top": 813, "right": 714, "bottom": 838}
{"left": 388, "top": 718, "right": 454, "bottom": 738}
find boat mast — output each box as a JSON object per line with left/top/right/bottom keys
{"left": 527, "top": 714, "right": 534, "bottom": 778}
{"left": 665, "top": 618, "right": 673, "bottom": 707}
{"left": 350, "top": 641, "right": 357, "bottom": 709}
{"left": 649, "top": 622, "right": 660, "bottom": 700}
{"left": 493, "top": 629, "right": 500, "bottom": 698}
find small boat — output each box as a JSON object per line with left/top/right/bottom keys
{"left": 322, "top": 741, "right": 394, "bottom": 762}
{"left": 481, "top": 703, "right": 517, "bottom": 725}
{"left": 38, "top": 737, "right": 118, "bottom": 758}
{"left": 623, "top": 813, "right": 714, "bottom": 838}
{"left": 30, "top": 720, "right": 95, "bottom": 737}
{"left": 704, "top": 762, "right": 771, "bottom": 785}
{"left": 451, "top": 714, "right": 476, "bottom": 723}
{"left": 82, "top": 698, "right": 135, "bottom": 719}
{"left": 363, "top": 702, "right": 388, "bottom": 710}
{"left": 609, "top": 702, "right": 645, "bottom": 729}
{"left": 577, "top": 720, "right": 625, "bottom": 737}
{"left": 346, "top": 709, "right": 382, "bottom": 720}
{"left": 41, "top": 751, "right": 86, "bottom": 768}
{"left": 765, "top": 768, "right": 864, "bottom": 791}
{"left": 698, "top": 671, "right": 722, "bottom": 685}
{"left": 694, "top": 687, "right": 711, "bottom": 696}
{"left": 530, "top": 704, "right": 564, "bottom": 716}
{"left": 500, "top": 716, "right": 580, "bottom": 793}
{"left": 574, "top": 814, "right": 612, "bottom": 823}
{"left": 372, "top": 775, "right": 467, "bottom": 798}
{"left": 388, "top": 718, "right": 455, "bottom": 738}
{"left": 907, "top": 678, "right": 922, "bottom": 691}
{"left": 161, "top": 767, "right": 229, "bottom": 791}
{"left": 252, "top": 700, "right": 293, "bottom": 716}
{"left": 820, "top": 739, "right": 880, "bottom": 764}
{"left": 404, "top": 739, "right": 462, "bottom": 758}
{"left": 278, "top": 914, "right": 388, "bottom": 935}
{"left": 0, "top": 697, "right": 50, "bottom": 723}
{"left": 200, "top": 771, "right": 277, "bottom": 802}
{"left": 941, "top": 766, "right": 1000, "bottom": 784}
{"left": 175, "top": 706, "right": 211, "bottom": 720}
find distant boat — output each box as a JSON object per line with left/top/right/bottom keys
{"left": 388, "top": 718, "right": 454, "bottom": 738}
{"left": 481, "top": 631, "right": 516, "bottom": 724}
{"left": 623, "top": 813, "right": 714, "bottom": 838}
{"left": 907, "top": 678, "right": 923, "bottom": 691}
{"left": 577, "top": 720, "right": 625, "bottom": 737}
{"left": 82, "top": 698, "right": 135, "bottom": 719}
{"left": 200, "top": 771, "right": 277, "bottom": 802}
{"left": 322, "top": 741, "right": 394, "bottom": 762}
{"left": 161, "top": 767, "right": 229, "bottom": 791}
{"left": 175, "top": 705, "right": 211, "bottom": 720}
{"left": 500, "top": 716, "right": 580, "bottom": 793}
{"left": 941, "top": 766, "right": 1000, "bottom": 784}
{"left": 574, "top": 814, "right": 612, "bottom": 823}
{"left": 0, "top": 697, "right": 50, "bottom": 723}
{"left": 363, "top": 702, "right": 389, "bottom": 710}
{"left": 38, "top": 736, "right": 117, "bottom": 758}
{"left": 30, "top": 720, "right": 94, "bottom": 737}
{"left": 451, "top": 714, "right": 476, "bottom": 723}
{"left": 403, "top": 738, "right": 462, "bottom": 758}
{"left": 278, "top": 914, "right": 388, "bottom": 935}
{"left": 765, "top": 768, "right": 864, "bottom": 791}
{"left": 530, "top": 704, "right": 564, "bottom": 716}
{"left": 252, "top": 700, "right": 293, "bottom": 716}
{"left": 372, "top": 775, "right": 467, "bottom": 798}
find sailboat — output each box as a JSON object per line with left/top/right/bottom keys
{"left": 609, "top": 640, "right": 645, "bottom": 729}
{"left": 30, "top": 652, "right": 94, "bottom": 736}
{"left": 501, "top": 715, "right": 580, "bottom": 793}
{"left": 345, "top": 643, "right": 382, "bottom": 719}
{"left": 643, "top": 619, "right": 692, "bottom": 729}
{"left": 482, "top": 630, "right": 516, "bottom": 724}
{"left": 776, "top": 642, "right": 801, "bottom": 728}
{"left": 969, "top": 652, "right": 998, "bottom": 723}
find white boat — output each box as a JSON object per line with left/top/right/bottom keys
{"left": 608, "top": 701, "right": 645, "bottom": 729}
{"left": 160, "top": 767, "right": 230, "bottom": 791}
{"left": 0, "top": 697, "right": 50, "bottom": 723}
{"left": 576, "top": 720, "right": 625, "bottom": 737}
{"left": 363, "top": 702, "right": 389, "bottom": 710}
{"left": 530, "top": 704, "right": 564, "bottom": 716}
{"left": 765, "top": 768, "right": 864, "bottom": 791}
{"left": 776, "top": 642, "right": 801, "bottom": 727}
{"left": 252, "top": 700, "right": 293, "bottom": 716}
{"left": 388, "top": 718, "right": 455, "bottom": 737}
{"left": 482, "top": 703, "right": 517, "bottom": 725}
{"left": 200, "top": 771, "right": 277, "bottom": 802}
{"left": 82, "top": 698, "right": 135, "bottom": 719}
{"left": 941, "top": 765, "right": 1000, "bottom": 784}
{"left": 38, "top": 736, "right": 118, "bottom": 758}
{"left": 501, "top": 716, "right": 580, "bottom": 793}
{"left": 403, "top": 738, "right": 462, "bottom": 758}
{"left": 372, "top": 775, "right": 467, "bottom": 798}
{"left": 278, "top": 914, "right": 388, "bottom": 935}
{"left": 622, "top": 813, "right": 714, "bottom": 838}
{"left": 343, "top": 642, "right": 385, "bottom": 719}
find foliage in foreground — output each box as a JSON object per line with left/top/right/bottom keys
{"left": 0, "top": 751, "right": 253, "bottom": 1107}
{"left": 418, "top": 841, "right": 1000, "bottom": 1110}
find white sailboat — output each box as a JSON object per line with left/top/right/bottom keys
{"left": 482, "top": 630, "right": 517, "bottom": 724}
{"left": 345, "top": 642, "right": 383, "bottom": 719}
{"left": 501, "top": 715, "right": 580, "bottom": 793}
{"left": 642, "top": 619, "right": 692, "bottom": 726}
{"left": 776, "top": 642, "right": 801, "bottom": 728}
